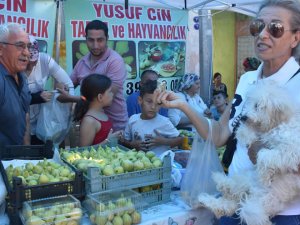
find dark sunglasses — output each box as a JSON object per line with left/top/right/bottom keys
{"left": 249, "top": 19, "right": 294, "bottom": 38}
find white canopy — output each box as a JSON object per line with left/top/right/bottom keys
{"left": 107, "top": 0, "right": 263, "bottom": 16}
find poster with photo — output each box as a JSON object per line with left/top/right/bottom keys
{"left": 138, "top": 41, "right": 185, "bottom": 78}
{"left": 64, "top": 0, "right": 188, "bottom": 96}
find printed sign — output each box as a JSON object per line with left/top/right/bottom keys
{"left": 0, "top": 0, "right": 56, "bottom": 56}
{"left": 64, "top": 0, "right": 188, "bottom": 96}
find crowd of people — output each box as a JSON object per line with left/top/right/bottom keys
{"left": 0, "top": 0, "right": 300, "bottom": 223}
{"left": 0, "top": 19, "right": 220, "bottom": 156}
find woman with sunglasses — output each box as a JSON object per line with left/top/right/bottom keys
{"left": 156, "top": 0, "right": 300, "bottom": 224}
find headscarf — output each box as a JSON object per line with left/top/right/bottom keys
{"left": 177, "top": 73, "right": 200, "bottom": 92}
{"left": 29, "top": 35, "right": 39, "bottom": 62}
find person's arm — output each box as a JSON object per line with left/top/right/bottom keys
{"left": 70, "top": 62, "right": 80, "bottom": 89}
{"left": 79, "top": 117, "right": 98, "bottom": 147}
{"left": 55, "top": 87, "right": 81, "bottom": 103}
{"left": 147, "top": 135, "right": 183, "bottom": 149}
{"left": 45, "top": 55, "right": 76, "bottom": 103}
{"left": 23, "top": 113, "right": 30, "bottom": 145}
{"left": 157, "top": 90, "right": 231, "bottom": 147}
{"left": 121, "top": 138, "right": 144, "bottom": 151}
{"left": 167, "top": 93, "right": 185, "bottom": 126}
{"left": 30, "top": 91, "right": 46, "bottom": 105}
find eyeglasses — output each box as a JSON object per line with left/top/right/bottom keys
{"left": 249, "top": 19, "right": 295, "bottom": 38}
{"left": 0, "top": 42, "right": 33, "bottom": 51}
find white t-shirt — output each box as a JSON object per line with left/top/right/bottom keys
{"left": 27, "top": 53, "right": 74, "bottom": 135}
{"left": 229, "top": 57, "right": 300, "bottom": 215}
{"left": 168, "top": 92, "right": 208, "bottom": 130}
{"left": 124, "top": 114, "right": 180, "bottom": 156}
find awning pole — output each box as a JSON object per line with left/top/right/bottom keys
{"left": 55, "top": 0, "right": 63, "bottom": 63}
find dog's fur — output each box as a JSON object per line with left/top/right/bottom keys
{"left": 198, "top": 81, "right": 300, "bottom": 225}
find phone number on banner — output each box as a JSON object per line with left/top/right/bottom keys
{"left": 125, "top": 78, "right": 181, "bottom": 96}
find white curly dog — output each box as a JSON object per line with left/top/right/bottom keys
{"left": 198, "top": 80, "right": 300, "bottom": 225}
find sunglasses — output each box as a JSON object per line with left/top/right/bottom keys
{"left": 249, "top": 20, "right": 294, "bottom": 38}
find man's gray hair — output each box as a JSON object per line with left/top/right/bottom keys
{"left": 0, "top": 23, "right": 25, "bottom": 42}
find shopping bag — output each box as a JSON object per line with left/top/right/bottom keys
{"left": 181, "top": 119, "right": 224, "bottom": 207}
{"left": 36, "top": 94, "right": 72, "bottom": 145}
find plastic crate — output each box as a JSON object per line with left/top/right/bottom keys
{"left": 83, "top": 190, "right": 144, "bottom": 225}
{"left": 6, "top": 205, "right": 22, "bottom": 225}
{"left": 139, "top": 181, "right": 172, "bottom": 207}
{"left": 85, "top": 154, "right": 171, "bottom": 193}
{"left": 19, "top": 195, "right": 83, "bottom": 225}
{"left": 61, "top": 144, "right": 172, "bottom": 194}
{"left": 0, "top": 159, "right": 84, "bottom": 209}
{"left": 0, "top": 141, "right": 53, "bottom": 160}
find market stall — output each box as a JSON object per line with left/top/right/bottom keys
{"left": 0, "top": 142, "right": 212, "bottom": 225}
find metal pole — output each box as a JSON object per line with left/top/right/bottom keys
{"left": 55, "top": 0, "right": 63, "bottom": 63}
{"left": 198, "top": 9, "right": 213, "bottom": 105}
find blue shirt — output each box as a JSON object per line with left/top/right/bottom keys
{"left": 126, "top": 91, "right": 168, "bottom": 118}
{"left": 210, "top": 107, "right": 221, "bottom": 121}
{"left": 0, "top": 64, "right": 31, "bottom": 145}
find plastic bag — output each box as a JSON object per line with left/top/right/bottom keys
{"left": 181, "top": 119, "right": 224, "bottom": 207}
{"left": 36, "top": 94, "right": 72, "bottom": 145}
{"left": 160, "top": 150, "right": 182, "bottom": 188}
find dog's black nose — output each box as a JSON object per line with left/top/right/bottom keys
{"left": 241, "top": 115, "right": 248, "bottom": 121}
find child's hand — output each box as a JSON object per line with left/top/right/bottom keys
{"left": 132, "top": 140, "right": 147, "bottom": 151}
{"left": 144, "top": 130, "right": 166, "bottom": 148}
{"left": 146, "top": 135, "right": 165, "bottom": 147}
{"left": 106, "top": 129, "right": 124, "bottom": 145}
{"left": 107, "top": 129, "right": 123, "bottom": 139}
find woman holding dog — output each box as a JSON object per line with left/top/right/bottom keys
{"left": 156, "top": 0, "right": 300, "bottom": 224}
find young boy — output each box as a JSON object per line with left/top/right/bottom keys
{"left": 122, "top": 80, "right": 183, "bottom": 156}
{"left": 126, "top": 69, "right": 168, "bottom": 117}
{"left": 210, "top": 90, "right": 228, "bottom": 121}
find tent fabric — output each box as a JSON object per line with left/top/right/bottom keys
{"left": 108, "top": 0, "right": 263, "bottom": 15}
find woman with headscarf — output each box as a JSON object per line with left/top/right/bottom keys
{"left": 25, "top": 35, "right": 75, "bottom": 145}
{"left": 168, "top": 73, "right": 211, "bottom": 131}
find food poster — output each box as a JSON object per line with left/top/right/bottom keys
{"left": 72, "top": 40, "right": 137, "bottom": 79}
{"left": 64, "top": 0, "right": 188, "bottom": 96}
{"left": 138, "top": 41, "right": 186, "bottom": 90}
{"left": 0, "top": 0, "right": 57, "bottom": 56}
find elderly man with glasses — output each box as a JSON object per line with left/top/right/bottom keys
{"left": 0, "top": 23, "right": 31, "bottom": 146}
